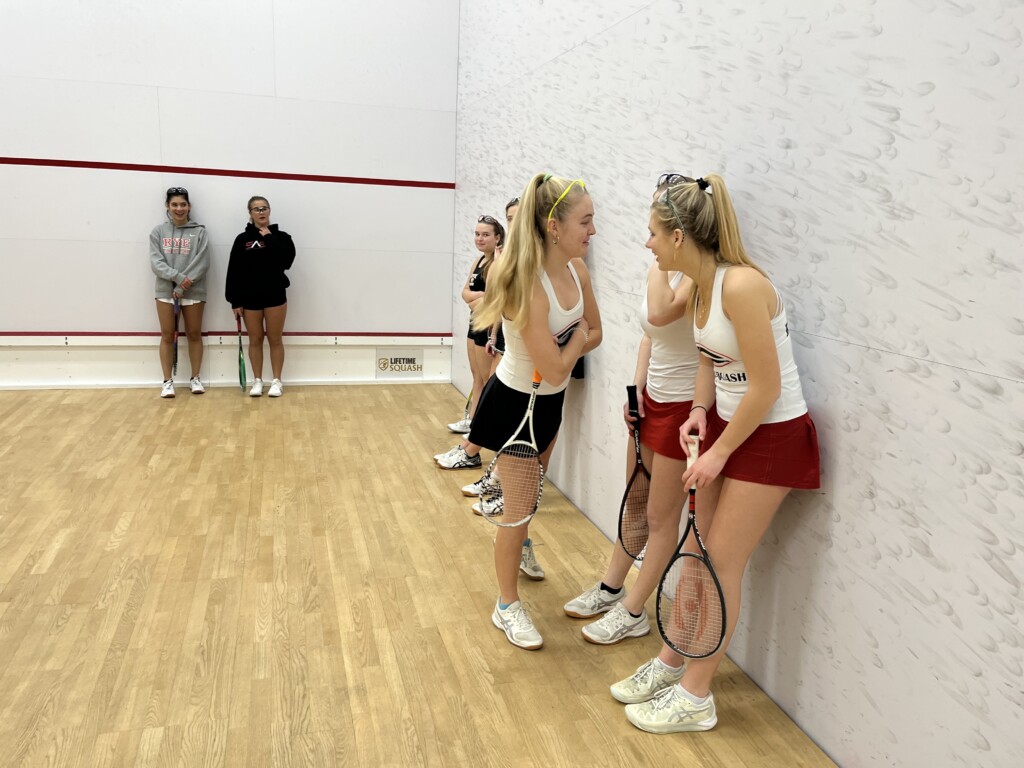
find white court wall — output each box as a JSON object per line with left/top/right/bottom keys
{"left": 0, "top": 0, "right": 459, "bottom": 387}
{"left": 455, "top": 2, "right": 1023, "bottom": 766}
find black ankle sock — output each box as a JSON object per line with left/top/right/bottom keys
{"left": 627, "top": 608, "right": 644, "bottom": 619}
{"left": 600, "top": 582, "right": 622, "bottom": 595}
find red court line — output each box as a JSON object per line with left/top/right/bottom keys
{"left": 0, "top": 331, "right": 452, "bottom": 338}
{"left": 0, "top": 156, "right": 455, "bottom": 190}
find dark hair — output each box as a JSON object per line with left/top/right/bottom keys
{"left": 165, "top": 186, "right": 190, "bottom": 204}
{"left": 505, "top": 196, "right": 520, "bottom": 215}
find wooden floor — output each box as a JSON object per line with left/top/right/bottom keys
{"left": 0, "top": 384, "right": 834, "bottom": 768}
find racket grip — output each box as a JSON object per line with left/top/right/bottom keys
{"left": 532, "top": 369, "right": 542, "bottom": 385}
{"left": 236, "top": 315, "right": 242, "bottom": 333}
{"left": 686, "top": 434, "right": 700, "bottom": 470}
{"left": 626, "top": 385, "right": 640, "bottom": 419}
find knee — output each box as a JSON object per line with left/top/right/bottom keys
{"left": 160, "top": 331, "right": 175, "bottom": 344}
{"left": 267, "top": 334, "right": 284, "bottom": 347}
{"left": 186, "top": 329, "right": 203, "bottom": 343}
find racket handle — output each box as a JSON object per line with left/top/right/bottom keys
{"left": 532, "top": 369, "right": 542, "bottom": 385}
{"left": 626, "top": 385, "right": 639, "bottom": 419}
{"left": 236, "top": 315, "right": 242, "bottom": 333}
{"left": 686, "top": 434, "right": 700, "bottom": 469}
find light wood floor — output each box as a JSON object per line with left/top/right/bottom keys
{"left": 0, "top": 384, "right": 835, "bottom": 767}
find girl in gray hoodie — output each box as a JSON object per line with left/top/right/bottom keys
{"left": 149, "top": 187, "right": 210, "bottom": 397}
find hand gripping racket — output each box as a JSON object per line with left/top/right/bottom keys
{"left": 172, "top": 294, "right": 180, "bottom": 377}
{"left": 236, "top": 315, "right": 247, "bottom": 391}
{"left": 655, "top": 434, "right": 726, "bottom": 658}
{"left": 479, "top": 370, "right": 544, "bottom": 528}
{"left": 617, "top": 385, "right": 651, "bottom": 560}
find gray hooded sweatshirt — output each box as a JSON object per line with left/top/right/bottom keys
{"left": 148, "top": 218, "right": 210, "bottom": 300}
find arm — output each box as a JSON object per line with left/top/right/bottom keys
{"left": 461, "top": 259, "right": 485, "bottom": 307}
{"left": 518, "top": 281, "right": 588, "bottom": 386}
{"left": 269, "top": 230, "right": 296, "bottom": 270}
{"left": 572, "top": 258, "right": 603, "bottom": 354}
{"left": 179, "top": 227, "right": 210, "bottom": 288}
{"left": 225, "top": 236, "right": 243, "bottom": 310}
{"left": 646, "top": 262, "right": 693, "bottom": 326}
{"left": 149, "top": 229, "right": 181, "bottom": 284}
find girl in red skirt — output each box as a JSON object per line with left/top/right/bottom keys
{"left": 615, "top": 173, "right": 820, "bottom": 733}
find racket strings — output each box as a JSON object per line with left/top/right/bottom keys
{"left": 658, "top": 555, "right": 725, "bottom": 657}
{"left": 482, "top": 444, "right": 543, "bottom": 527}
{"left": 620, "top": 471, "right": 651, "bottom": 560}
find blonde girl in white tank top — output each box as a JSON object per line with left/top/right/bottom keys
{"left": 615, "top": 174, "right": 820, "bottom": 734}
{"left": 470, "top": 172, "right": 603, "bottom": 651}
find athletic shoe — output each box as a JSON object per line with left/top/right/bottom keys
{"left": 447, "top": 417, "right": 472, "bottom": 433}
{"left": 268, "top": 378, "right": 283, "bottom": 397}
{"left": 461, "top": 474, "right": 495, "bottom": 497}
{"left": 610, "top": 658, "right": 685, "bottom": 704}
{"left": 189, "top": 377, "right": 205, "bottom": 395}
{"left": 249, "top": 378, "right": 264, "bottom": 397}
{"left": 434, "top": 445, "right": 461, "bottom": 462}
{"left": 563, "top": 583, "right": 625, "bottom": 619}
{"left": 491, "top": 599, "right": 543, "bottom": 650}
{"left": 519, "top": 538, "right": 545, "bottom": 580}
{"left": 582, "top": 603, "right": 650, "bottom": 645}
{"left": 624, "top": 686, "right": 717, "bottom": 733}
{"left": 435, "top": 445, "right": 481, "bottom": 470}
{"left": 160, "top": 380, "right": 175, "bottom": 398}
{"left": 472, "top": 495, "right": 503, "bottom": 517}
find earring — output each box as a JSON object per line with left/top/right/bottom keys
{"left": 554, "top": 235, "right": 560, "bottom": 245}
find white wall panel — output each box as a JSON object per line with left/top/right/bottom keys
{"left": 0, "top": 76, "right": 161, "bottom": 162}
{"left": 273, "top": 0, "right": 459, "bottom": 111}
{"left": 0, "top": 0, "right": 275, "bottom": 96}
{"left": 156, "top": 87, "right": 455, "bottom": 181}
{"left": 457, "top": 1, "right": 1024, "bottom": 766}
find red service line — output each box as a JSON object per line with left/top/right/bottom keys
{"left": 0, "top": 156, "right": 455, "bottom": 189}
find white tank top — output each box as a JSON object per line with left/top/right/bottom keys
{"left": 639, "top": 271, "right": 700, "bottom": 402}
{"left": 694, "top": 266, "right": 807, "bottom": 423}
{"left": 497, "top": 262, "right": 584, "bottom": 395}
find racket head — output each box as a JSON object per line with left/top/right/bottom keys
{"left": 656, "top": 550, "right": 726, "bottom": 658}
{"left": 617, "top": 461, "right": 651, "bottom": 560}
{"left": 479, "top": 442, "right": 543, "bottom": 528}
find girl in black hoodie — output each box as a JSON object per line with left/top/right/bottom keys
{"left": 226, "top": 196, "right": 296, "bottom": 397}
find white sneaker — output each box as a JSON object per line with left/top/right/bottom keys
{"left": 491, "top": 600, "right": 543, "bottom": 650}
{"left": 435, "top": 445, "right": 482, "bottom": 470}
{"left": 624, "top": 685, "right": 717, "bottom": 733}
{"left": 472, "top": 494, "right": 503, "bottom": 517}
{"left": 519, "top": 538, "right": 545, "bottom": 580}
{"left": 582, "top": 602, "right": 650, "bottom": 645}
{"left": 249, "top": 378, "right": 264, "bottom": 397}
{"left": 160, "top": 379, "right": 175, "bottom": 398}
{"left": 563, "top": 583, "right": 625, "bottom": 619}
{"left": 189, "top": 377, "right": 205, "bottom": 394}
{"left": 462, "top": 474, "right": 497, "bottom": 498}
{"left": 268, "top": 378, "right": 283, "bottom": 397}
{"left": 447, "top": 417, "right": 472, "bottom": 433}
{"left": 610, "top": 658, "right": 685, "bottom": 704}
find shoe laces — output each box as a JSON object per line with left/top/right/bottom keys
{"left": 648, "top": 685, "right": 685, "bottom": 712}
{"left": 521, "top": 542, "right": 538, "bottom": 568}
{"left": 629, "top": 659, "right": 658, "bottom": 687}
{"left": 598, "top": 604, "right": 632, "bottom": 630}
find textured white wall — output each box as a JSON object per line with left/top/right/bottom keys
{"left": 455, "top": 2, "right": 1024, "bottom": 766}
{"left": 0, "top": 0, "right": 458, "bottom": 339}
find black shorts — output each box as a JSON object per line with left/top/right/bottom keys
{"left": 468, "top": 375, "right": 565, "bottom": 454}
{"left": 241, "top": 290, "right": 287, "bottom": 312}
{"left": 467, "top": 325, "right": 489, "bottom": 347}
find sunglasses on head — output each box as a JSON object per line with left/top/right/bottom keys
{"left": 477, "top": 215, "right": 500, "bottom": 226}
{"left": 656, "top": 172, "right": 695, "bottom": 189}
{"left": 506, "top": 196, "right": 520, "bottom": 208}
{"left": 166, "top": 187, "right": 189, "bottom": 196}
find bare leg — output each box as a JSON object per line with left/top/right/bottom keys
{"left": 155, "top": 300, "right": 176, "bottom": 380}
{"left": 181, "top": 302, "right": 206, "bottom": 378}
{"left": 657, "top": 479, "right": 790, "bottom": 695}
{"left": 468, "top": 343, "right": 490, "bottom": 419}
{"left": 244, "top": 309, "right": 266, "bottom": 379}
{"left": 495, "top": 434, "right": 558, "bottom": 604}
{"left": 263, "top": 303, "right": 287, "bottom": 380}
{"left": 620, "top": 451, "right": 688, "bottom": 616}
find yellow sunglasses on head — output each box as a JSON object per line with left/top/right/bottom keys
{"left": 547, "top": 178, "right": 587, "bottom": 220}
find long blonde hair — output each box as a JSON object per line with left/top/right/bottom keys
{"left": 651, "top": 174, "right": 765, "bottom": 306}
{"left": 472, "top": 173, "right": 587, "bottom": 331}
